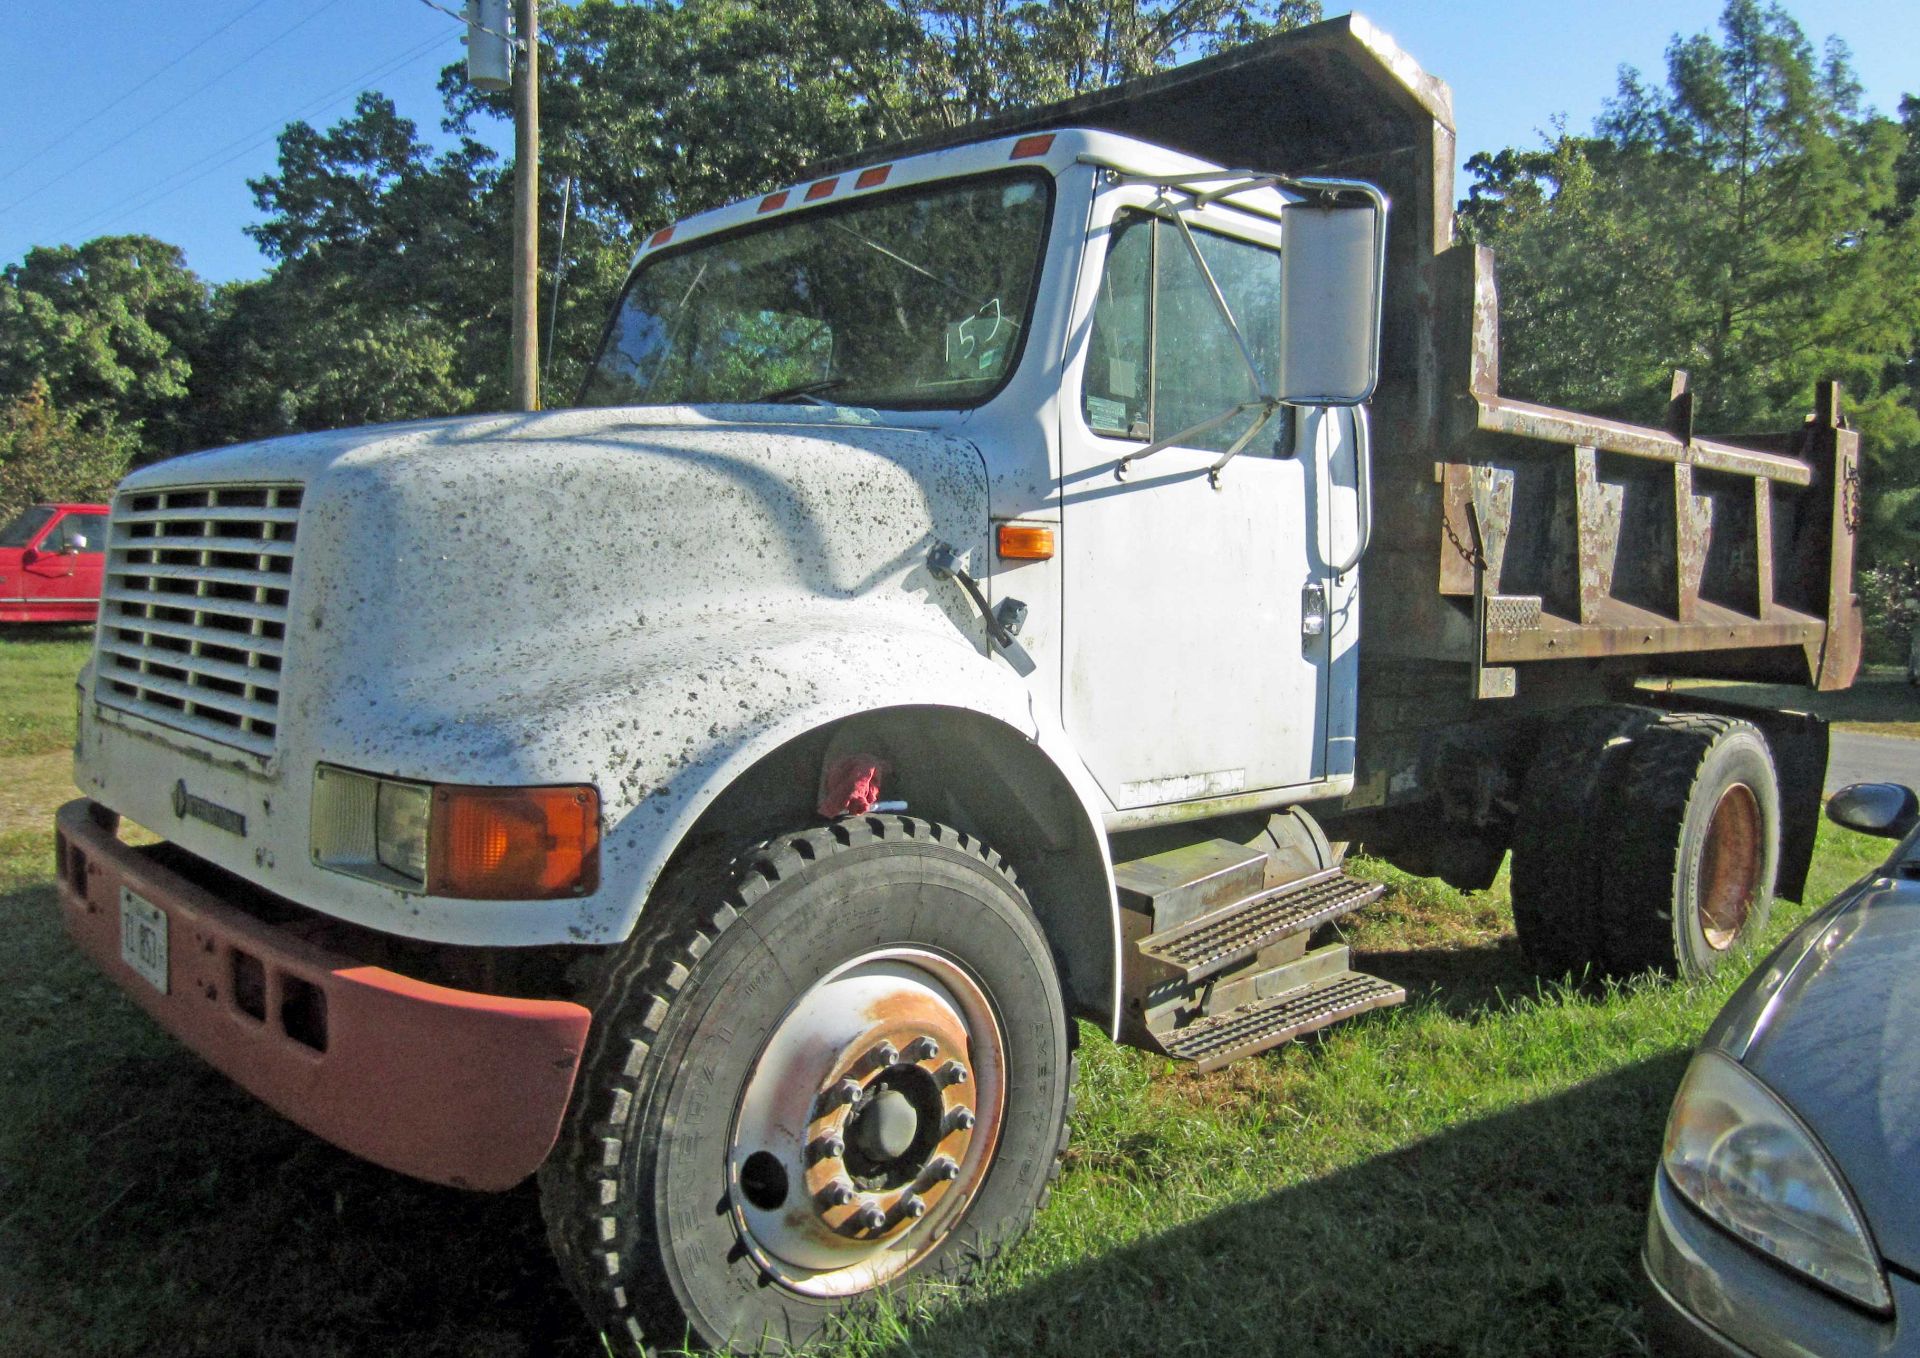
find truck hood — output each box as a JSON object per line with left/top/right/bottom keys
{"left": 112, "top": 404, "right": 993, "bottom": 782}
{"left": 1709, "top": 855, "right": 1920, "bottom": 1273}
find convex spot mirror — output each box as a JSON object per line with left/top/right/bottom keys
{"left": 1826, "top": 782, "right": 1920, "bottom": 839}
{"left": 1277, "top": 191, "right": 1386, "bottom": 406}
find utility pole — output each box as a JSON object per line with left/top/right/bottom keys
{"left": 510, "top": 0, "right": 540, "bottom": 411}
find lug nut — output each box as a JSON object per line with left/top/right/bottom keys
{"left": 936, "top": 1061, "right": 969, "bottom": 1086}
{"left": 901, "top": 1193, "right": 927, "bottom": 1219}
{"left": 945, "top": 1106, "right": 976, "bottom": 1133}
{"left": 817, "top": 1078, "right": 862, "bottom": 1112}
{"left": 868, "top": 1041, "right": 899, "bottom": 1068}
{"left": 852, "top": 1204, "right": 886, "bottom": 1232}
{"left": 811, "top": 1133, "right": 846, "bottom": 1162}
{"left": 820, "top": 1180, "right": 855, "bottom": 1207}
{"left": 902, "top": 1036, "right": 939, "bottom": 1062}
{"left": 927, "top": 1156, "right": 960, "bottom": 1182}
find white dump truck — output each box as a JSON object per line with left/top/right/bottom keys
{"left": 54, "top": 14, "right": 1859, "bottom": 1351}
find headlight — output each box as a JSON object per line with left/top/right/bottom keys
{"left": 374, "top": 780, "right": 431, "bottom": 882}
{"left": 1663, "top": 1050, "right": 1890, "bottom": 1311}
{"left": 312, "top": 764, "right": 599, "bottom": 899}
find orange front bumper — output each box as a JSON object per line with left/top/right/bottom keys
{"left": 55, "top": 799, "right": 592, "bottom": 1191}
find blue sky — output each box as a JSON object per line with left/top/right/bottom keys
{"left": 0, "top": 1, "right": 1913, "bottom": 284}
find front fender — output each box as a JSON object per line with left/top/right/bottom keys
{"left": 576, "top": 612, "right": 1124, "bottom": 1031}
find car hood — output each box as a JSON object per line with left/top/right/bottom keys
{"left": 104, "top": 404, "right": 993, "bottom": 781}
{"left": 1709, "top": 855, "right": 1920, "bottom": 1272}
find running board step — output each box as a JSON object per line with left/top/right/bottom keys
{"left": 1137, "top": 868, "right": 1385, "bottom": 985}
{"left": 1159, "top": 970, "right": 1405, "bottom": 1072}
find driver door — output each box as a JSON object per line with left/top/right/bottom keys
{"left": 1058, "top": 196, "right": 1331, "bottom": 811}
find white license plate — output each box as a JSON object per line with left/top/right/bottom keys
{"left": 119, "top": 887, "right": 169, "bottom": 994}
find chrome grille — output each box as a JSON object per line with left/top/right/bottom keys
{"left": 97, "top": 484, "right": 303, "bottom": 755}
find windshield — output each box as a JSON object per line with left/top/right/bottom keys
{"left": 0, "top": 505, "right": 55, "bottom": 548}
{"left": 580, "top": 172, "right": 1052, "bottom": 411}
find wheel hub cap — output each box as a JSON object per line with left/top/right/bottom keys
{"left": 726, "top": 949, "right": 1006, "bottom": 1297}
{"left": 1699, "top": 782, "right": 1762, "bottom": 950}
{"left": 850, "top": 1087, "right": 921, "bottom": 1163}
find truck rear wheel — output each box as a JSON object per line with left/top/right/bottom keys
{"left": 539, "top": 816, "right": 1073, "bottom": 1354}
{"left": 1599, "top": 714, "right": 1779, "bottom": 978}
{"left": 1509, "top": 705, "right": 1654, "bottom": 977}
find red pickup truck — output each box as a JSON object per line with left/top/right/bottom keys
{"left": 0, "top": 502, "right": 110, "bottom": 624}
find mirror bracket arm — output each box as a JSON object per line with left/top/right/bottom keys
{"left": 1164, "top": 207, "right": 1269, "bottom": 401}
{"left": 1114, "top": 399, "right": 1273, "bottom": 480}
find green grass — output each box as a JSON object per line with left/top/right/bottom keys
{"left": 0, "top": 635, "right": 1898, "bottom": 1357}
{"left": 0, "top": 627, "right": 90, "bottom": 758}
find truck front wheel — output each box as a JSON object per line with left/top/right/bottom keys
{"left": 539, "top": 816, "right": 1073, "bottom": 1353}
{"left": 1600, "top": 714, "right": 1779, "bottom": 978}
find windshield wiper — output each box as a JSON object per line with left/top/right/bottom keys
{"left": 749, "top": 377, "right": 849, "bottom": 405}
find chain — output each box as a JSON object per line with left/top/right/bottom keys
{"left": 1841, "top": 459, "right": 1862, "bottom": 536}
{"left": 1443, "top": 513, "right": 1487, "bottom": 572}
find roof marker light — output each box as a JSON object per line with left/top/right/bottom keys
{"left": 855, "top": 164, "right": 891, "bottom": 190}
{"left": 648, "top": 226, "right": 673, "bottom": 248}
{"left": 758, "top": 190, "right": 789, "bottom": 213}
{"left": 1010, "top": 134, "right": 1055, "bottom": 160}
{"left": 805, "top": 177, "right": 839, "bottom": 201}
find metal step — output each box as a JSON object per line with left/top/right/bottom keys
{"left": 1113, "top": 838, "right": 1270, "bottom": 934}
{"left": 1137, "top": 868, "right": 1385, "bottom": 984}
{"left": 1159, "top": 970, "right": 1405, "bottom": 1072}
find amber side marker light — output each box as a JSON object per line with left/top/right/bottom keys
{"left": 1010, "top": 134, "right": 1055, "bottom": 159}
{"left": 997, "top": 523, "right": 1055, "bottom": 560}
{"left": 430, "top": 785, "right": 600, "bottom": 900}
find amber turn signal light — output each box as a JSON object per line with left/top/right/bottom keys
{"left": 997, "top": 523, "right": 1055, "bottom": 560}
{"left": 429, "top": 785, "right": 600, "bottom": 900}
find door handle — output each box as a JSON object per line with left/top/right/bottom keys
{"left": 1302, "top": 582, "right": 1328, "bottom": 638}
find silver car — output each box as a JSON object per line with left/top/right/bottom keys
{"left": 1645, "top": 781, "right": 1920, "bottom": 1355}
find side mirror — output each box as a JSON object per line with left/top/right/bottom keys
{"left": 1826, "top": 783, "right": 1920, "bottom": 839}
{"left": 67, "top": 534, "right": 88, "bottom": 552}
{"left": 1277, "top": 186, "right": 1387, "bottom": 407}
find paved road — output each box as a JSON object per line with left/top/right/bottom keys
{"left": 1827, "top": 730, "right": 1920, "bottom": 792}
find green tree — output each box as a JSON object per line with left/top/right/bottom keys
{"left": 0, "top": 235, "right": 209, "bottom": 454}
{"left": 1460, "top": 1, "right": 1920, "bottom": 486}
{"left": 0, "top": 380, "right": 136, "bottom": 526}
{"left": 190, "top": 276, "right": 479, "bottom": 444}
{"left": 177, "top": 92, "right": 512, "bottom": 441}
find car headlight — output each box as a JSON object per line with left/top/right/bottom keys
{"left": 374, "top": 779, "right": 431, "bottom": 882}
{"left": 1663, "top": 1050, "right": 1891, "bottom": 1311}
{"left": 312, "top": 764, "right": 599, "bottom": 898}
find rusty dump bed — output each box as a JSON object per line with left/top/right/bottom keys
{"left": 827, "top": 12, "right": 1862, "bottom": 701}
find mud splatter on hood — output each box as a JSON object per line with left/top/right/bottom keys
{"left": 119, "top": 404, "right": 992, "bottom": 781}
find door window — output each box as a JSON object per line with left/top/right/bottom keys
{"left": 1081, "top": 211, "right": 1283, "bottom": 454}
{"left": 0, "top": 505, "right": 55, "bottom": 548}
{"left": 44, "top": 513, "right": 107, "bottom": 552}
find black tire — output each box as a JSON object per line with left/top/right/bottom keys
{"left": 1509, "top": 705, "right": 1656, "bottom": 977}
{"left": 539, "top": 816, "right": 1074, "bottom": 1354}
{"left": 1599, "top": 714, "right": 1779, "bottom": 978}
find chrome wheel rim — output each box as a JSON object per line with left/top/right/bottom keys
{"left": 726, "top": 947, "right": 1006, "bottom": 1297}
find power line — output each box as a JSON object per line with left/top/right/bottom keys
{"left": 54, "top": 31, "right": 462, "bottom": 244}
{"left": 0, "top": 0, "right": 354, "bottom": 220}
{"left": 0, "top": 0, "right": 284, "bottom": 189}
{"left": 412, "top": 0, "right": 517, "bottom": 47}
